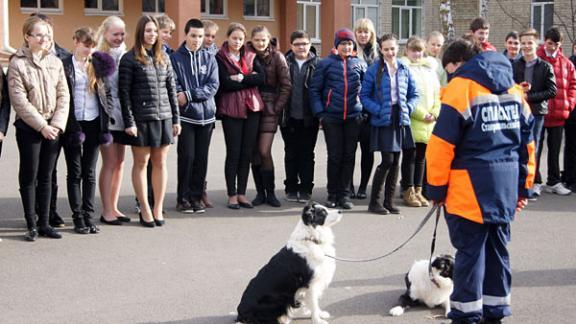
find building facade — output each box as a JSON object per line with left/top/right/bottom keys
{"left": 0, "top": 0, "right": 572, "bottom": 64}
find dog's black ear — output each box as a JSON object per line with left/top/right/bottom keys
{"left": 302, "top": 203, "right": 315, "bottom": 226}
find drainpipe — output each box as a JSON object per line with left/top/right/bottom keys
{"left": 2, "top": 0, "right": 16, "bottom": 53}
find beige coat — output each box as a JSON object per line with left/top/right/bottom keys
{"left": 8, "top": 46, "right": 69, "bottom": 132}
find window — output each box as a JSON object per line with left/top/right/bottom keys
{"left": 85, "top": 0, "right": 122, "bottom": 15}
{"left": 143, "top": 0, "right": 165, "bottom": 13}
{"left": 201, "top": 0, "right": 226, "bottom": 17}
{"left": 20, "top": 0, "right": 62, "bottom": 13}
{"left": 531, "top": 0, "right": 554, "bottom": 38}
{"left": 391, "top": 0, "right": 422, "bottom": 42}
{"left": 351, "top": 0, "right": 379, "bottom": 35}
{"left": 297, "top": 0, "right": 321, "bottom": 43}
{"left": 244, "top": 0, "right": 272, "bottom": 19}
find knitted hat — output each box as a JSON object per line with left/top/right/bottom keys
{"left": 334, "top": 28, "right": 356, "bottom": 48}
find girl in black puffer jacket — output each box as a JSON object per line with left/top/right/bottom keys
{"left": 119, "top": 15, "right": 181, "bottom": 227}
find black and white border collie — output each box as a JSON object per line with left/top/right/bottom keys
{"left": 236, "top": 201, "right": 342, "bottom": 324}
{"left": 389, "top": 255, "right": 455, "bottom": 317}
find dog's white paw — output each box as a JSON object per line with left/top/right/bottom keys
{"left": 320, "top": 310, "right": 330, "bottom": 319}
{"left": 389, "top": 306, "right": 405, "bottom": 316}
{"left": 278, "top": 315, "right": 292, "bottom": 324}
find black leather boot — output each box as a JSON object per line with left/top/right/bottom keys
{"left": 368, "top": 166, "right": 389, "bottom": 214}
{"left": 251, "top": 164, "right": 266, "bottom": 206}
{"left": 383, "top": 164, "right": 400, "bottom": 214}
{"left": 262, "top": 169, "right": 281, "bottom": 207}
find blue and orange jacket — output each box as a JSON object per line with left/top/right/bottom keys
{"left": 309, "top": 51, "right": 366, "bottom": 122}
{"left": 426, "top": 51, "right": 536, "bottom": 224}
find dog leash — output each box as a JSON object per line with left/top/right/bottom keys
{"left": 428, "top": 205, "right": 443, "bottom": 287}
{"left": 326, "top": 204, "right": 441, "bottom": 263}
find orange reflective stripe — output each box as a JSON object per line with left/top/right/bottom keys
{"left": 526, "top": 140, "right": 536, "bottom": 189}
{"left": 442, "top": 77, "right": 492, "bottom": 114}
{"left": 445, "top": 169, "right": 483, "bottom": 224}
{"left": 426, "top": 134, "right": 455, "bottom": 187}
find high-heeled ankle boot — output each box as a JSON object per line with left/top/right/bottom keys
{"left": 251, "top": 165, "right": 266, "bottom": 206}
{"left": 262, "top": 169, "right": 281, "bottom": 207}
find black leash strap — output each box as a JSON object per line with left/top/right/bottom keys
{"left": 326, "top": 204, "right": 440, "bottom": 263}
{"left": 428, "top": 205, "right": 442, "bottom": 280}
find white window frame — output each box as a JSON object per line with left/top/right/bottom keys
{"left": 531, "top": 1, "right": 554, "bottom": 38}
{"left": 391, "top": 0, "right": 422, "bottom": 43}
{"left": 351, "top": 0, "right": 380, "bottom": 35}
{"left": 20, "top": 0, "right": 63, "bottom": 14}
{"left": 201, "top": 0, "right": 228, "bottom": 19}
{"left": 243, "top": 0, "right": 274, "bottom": 21}
{"left": 142, "top": 0, "right": 165, "bottom": 14}
{"left": 297, "top": 0, "right": 321, "bottom": 44}
{"left": 84, "top": 0, "right": 123, "bottom": 16}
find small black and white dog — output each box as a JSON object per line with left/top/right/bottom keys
{"left": 236, "top": 201, "right": 342, "bottom": 324}
{"left": 389, "top": 255, "right": 455, "bottom": 317}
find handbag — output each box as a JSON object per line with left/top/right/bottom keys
{"left": 244, "top": 87, "right": 264, "bottom": 113}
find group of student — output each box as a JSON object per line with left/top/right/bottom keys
{"left": 0, "top": 10, "right": 571, "bottom": 323}
{"left": 0, "top": 14, "right": 573, "bottom": 241}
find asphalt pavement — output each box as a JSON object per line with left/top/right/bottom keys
{"left": 0, "top": 123, "right": 575, "bottom": 324}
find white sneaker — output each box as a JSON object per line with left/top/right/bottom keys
{"left": 533, "top": 183, "right": 542, "bottom": 196}
{"left": 545, "top": 183, "right": 572, "bottom": 196}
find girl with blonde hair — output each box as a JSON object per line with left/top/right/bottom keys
{"left": 95, "top": 15, "right": 131, "bottom": 225}
{"left": 351, "top": 18, "right": 379, "bottom": 200}
{"left": 399, "top": 36, "right": 440, "bottom": 207}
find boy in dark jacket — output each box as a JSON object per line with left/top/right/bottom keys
{"left": 170, "top": 19, "right": 219, "bottom": 213}
{"left": 512, "top": 28, "right": 557, "bottom": 198}
{"left": 281, "top": 30, "right": 320, "bottom": 203}
{"left": 309, "top": 28, "right": 367, "bottom": 209}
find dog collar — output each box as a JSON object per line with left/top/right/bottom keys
{"left": 304, "top": 237, "right": 321, "bottom": 244}
{"left": 430, "top": 277, "right": 441, "bottom": 288}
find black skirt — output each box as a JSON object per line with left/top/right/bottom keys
{"left": 370, "top": 104, "right": 415, "bottom": 153}
{"left": 124, "top": 119, "right": 174, "bottom": 147}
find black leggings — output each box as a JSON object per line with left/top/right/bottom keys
{"left": 401, "top": 142, "right": 427, "bottom": 189}
{"left": 222, "top": 112, "right": 260, "bottom": 196}
{"left": 16, "top": 127, "right": 60, "bottom": 229}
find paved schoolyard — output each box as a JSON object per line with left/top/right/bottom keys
{"left": 0, "top": 123, "right": 575, "bottom": 324}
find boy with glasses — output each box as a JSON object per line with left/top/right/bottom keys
{"left": 281, "top": 30, "right": 320, "bottom": 202}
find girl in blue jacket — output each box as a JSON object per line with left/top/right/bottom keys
{"left": 359, "top": 33, "right": 419, "bottom": 215}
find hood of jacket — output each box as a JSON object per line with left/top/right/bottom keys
{"left": 536, "top": 44, "right": 566, "bottom": 63}
{"left": 91, "top": 51, "right": 117, "bottom": 79}
{"left": 452, "top": 51, "right": 514, "bottom": 94}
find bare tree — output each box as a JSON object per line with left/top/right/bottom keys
{"left": 494, "top": 0, "right": 530, "bottom": 29}
{"left": 440, "top": 0, "right": 456, "bottom": 40}
{"left": 553, "top": 0, "right": 576, "bottom": 44}
{"left": 480, "top": 0, "right": 489, "bottom": 18}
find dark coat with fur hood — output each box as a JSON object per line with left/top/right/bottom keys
{"left": 62, "top": 51, "right": 117, "bottom": 147}
{"left": 246, "top": 38, "right": 292, "bottom": 133}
